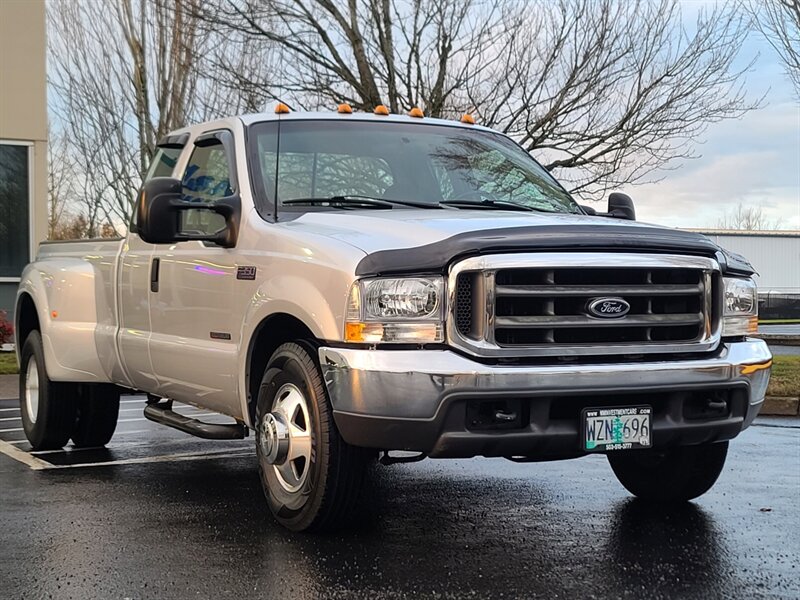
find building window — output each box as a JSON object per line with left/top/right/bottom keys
{"left": 0, "top": 143, "right": 31, "bottom": 278}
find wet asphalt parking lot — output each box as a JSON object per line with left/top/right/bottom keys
{"left": 1, "top": 393, "right": 798, "bottom": 600}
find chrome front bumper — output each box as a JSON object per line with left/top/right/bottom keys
{"left": 318, "top": 339, "right": 772, "bottom": 457}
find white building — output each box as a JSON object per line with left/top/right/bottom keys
{"left": 0, "top": 0, "right": 48, "bottom": 320}
{"left": 688, "top": 230, "right": 800, "bottom": 294}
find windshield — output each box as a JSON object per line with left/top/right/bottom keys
{"left": 247, "top": 120, "right": 580, "bottom": 216}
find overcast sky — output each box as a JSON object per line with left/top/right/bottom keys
{"left": 625, "top": 1, "right": 800, "bottom": 230}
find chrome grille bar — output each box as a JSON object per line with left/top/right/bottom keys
{"left": 447, "top": 253, "right": 722, "bottom": 358}
{"left": 494, "top": 283, "right": 703, "bottom": 297}
{"left": 494, "top": 313, "right": 704, "bottom": 329}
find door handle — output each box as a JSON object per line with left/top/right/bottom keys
{"left": 150, "top": 257, "right": 160, "bottom": 292}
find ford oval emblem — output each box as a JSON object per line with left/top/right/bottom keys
{"left": 587, "top": 297, "right": 630, "bottom": 318}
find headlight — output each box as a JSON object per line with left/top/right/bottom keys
{"left": 345, "top": 277, "right": 445, "bottom": 343}
{"left": 722, "top": 277, "right": 758, "bottom": 337}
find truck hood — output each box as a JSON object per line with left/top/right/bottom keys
{"left": 281, "top": 209, "right": 749, "bottom": 277}
{"left": 285, "top": 209, "right": 650, "bottom": 253}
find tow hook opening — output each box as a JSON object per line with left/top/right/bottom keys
{"left": 466, "top": 399, "right": 526, "bottom": 431}
{"left": 379, "top": 451, "right": 427, "bottom": 465}
{"left": 683, "top": 391, "right": 731, "bottom": 421}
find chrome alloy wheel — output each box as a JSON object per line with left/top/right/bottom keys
{"left": 260, "top": 383, "right": 312, "bottom": 493}
{"left": 25, "top": 358, "right": 40, "bottom": 424}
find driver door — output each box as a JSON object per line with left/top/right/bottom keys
{"left": 147, "top": 131, "right": 241, "bottom": 415}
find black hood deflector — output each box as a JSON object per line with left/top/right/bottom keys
{"left": 355, "top": 224, "right": 754, "bottom": 277}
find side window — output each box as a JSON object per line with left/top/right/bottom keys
{"left": 181, "top": 144, "right": 233, "bottom": 203}
{"left": 132, "top": 146, "right": 184, "bottom": 233}
{"left": 145, "top": 147, "right": 182, "bottom": 181}
{"left": 179, "top": 140, "right": 233, "bottom": 236}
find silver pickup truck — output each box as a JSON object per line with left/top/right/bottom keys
{"left": 15, "top": 107, "right": 772, "bottom": 531}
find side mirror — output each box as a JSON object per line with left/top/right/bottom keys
{"left": 136, "top": 177, "right": 241, "bottom": 248}
{"left": 607, "top": 192, "right": 635, "bottom": 220}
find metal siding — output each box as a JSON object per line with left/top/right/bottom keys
{"left": 699, "top": 234, "right": 800, "bottom": 292}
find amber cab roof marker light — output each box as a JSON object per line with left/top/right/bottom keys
{"left": 274, "top": 102, "right": 291, "bottom": 114}
{"left": 460, "top": 113, "right": 475, "bottom": 124}
{"left": 337, "top": 103, "right": 353, "bottom": 114}
{"left": 408, "top": 107, "right": 424, "bottom": 118}
{"left": 374, "top": 105, "right": 390, "bottom": 115}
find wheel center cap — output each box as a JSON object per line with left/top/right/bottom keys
{"left": 260, "top": 412, "right": 290, "bottom": 465}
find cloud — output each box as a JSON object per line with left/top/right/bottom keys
{"left": 629, "top": 101, "right": 800, "bottom": 230}
{"left": 611, "top": 5, "right": 800, "bottom": 231}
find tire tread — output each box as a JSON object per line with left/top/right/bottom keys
{"left": 257, "top": 342, "right": 369, "bottom": 532}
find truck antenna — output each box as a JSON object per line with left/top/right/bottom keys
{"left": 274, "top": 116, "right": 281, "bottom": 222}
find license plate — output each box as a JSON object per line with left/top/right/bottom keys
{"left": 582, "top": 406, "right": 652, "bottom": 452}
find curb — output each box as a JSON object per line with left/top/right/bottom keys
{"left": 761, "top": 396, "right": 800, "bottom": 417}
{"left": 753, "top": 334, "right": 800, "bottom": 346}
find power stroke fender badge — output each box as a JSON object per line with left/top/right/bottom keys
{"left": 586, "top": 297, "right": 631, "bottom": 318}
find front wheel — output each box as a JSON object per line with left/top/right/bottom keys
{"left": 255, "top": 342, "right": 370, "bottom": 532}
{"left": 607, "top": 442, "right": 729, "bottom": 502}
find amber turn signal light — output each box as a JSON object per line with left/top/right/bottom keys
{"left": 374, "top": 105, "right": 390, "bottom": 115}
{"left": 460, "top": 113, "right": 475, "bottom": 124}
{"left": 408, "top": 107, "right": 424, "bottom": 118}
{"left": 274, "top": 103, "right": 290, "bottom": 114}
{"left": 337, "top": 103, "right": 353, "bottom": 114}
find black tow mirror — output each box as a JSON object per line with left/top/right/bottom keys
{"left": 607, "top": 192, "right": 636, "bottom": 220}
{"left": 136, "top": 177, "right": 241, "bottom": 248}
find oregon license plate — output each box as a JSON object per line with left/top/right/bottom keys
{"left": 582, "top": 406, "right": 652, "bottom": 452}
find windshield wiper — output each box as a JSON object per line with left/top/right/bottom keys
{"left": 281, "top": 195, "right": 439, "bottom": 209}
{"left": 282, "top": 196, "right": 392, "bottom": 209}
{"left": 344, "top": 195, "right": 441, "bottom": 208}
{"left": 439, "top": 199, "right": 538, "bottom": 212}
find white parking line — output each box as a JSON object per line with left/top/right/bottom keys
{"left": 0, "top": 439, "right": 52, "bottom": 470}
{"left": 1, "top": 411, "right": 213, "bottom": 422}
{"left": 0, "top": 408, "right": 20, "bottom": 413}
{"left": 105, "top": 429, "right": 152, "bottom": 436}
{"left": 1, "top": 438, "right": 253, "bottom": 470}
{"left": 58, "top": 449, "right": 255, "bottom": 469}
{"left": 0, "top": 427, "right": 23, "bottom": 433}
{"left": 4, "top": 429, "right": 154, "bottom": 445}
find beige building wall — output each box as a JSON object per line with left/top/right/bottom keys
{"left": 0, "top": 0, "right": 47, "bottom": 316}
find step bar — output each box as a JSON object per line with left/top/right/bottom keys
{"left": 143, "top": 401, "right": 247, "bottom": 440}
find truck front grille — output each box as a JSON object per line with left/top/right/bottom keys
{"left": 448, "top": 253, "right": 720, "bottom": 358}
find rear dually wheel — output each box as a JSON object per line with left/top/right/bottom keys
{"left": 19, "top": 331, "right": 77, "bottom": 450}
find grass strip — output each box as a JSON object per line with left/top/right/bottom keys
{"left": 0, "top": 352, "right": 18, "bottom": 375}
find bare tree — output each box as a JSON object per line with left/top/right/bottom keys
{"left": 715, "top": 203, "right": 783, "bottom": 230}
{"left": 47, "top": 130, "right": 72, "bottom": 239}
{"left": 746, "top": 0, "right": 800, "bottom": 97}
{"left": 201, "top": 0, "right": 757, "bottom": 198}
{"left": 48, "top": 0, "right": 273, "bottom": 233}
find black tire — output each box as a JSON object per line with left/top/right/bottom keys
{"left": 607, "top": 442, "right": 729, "bottom": 502}
{"left": 18, "top": 331, "right": 78, "bottom": 450}
{"left": 255, "top": 342, "right": 370, "bottom": 532}
{"left": 71, "top": 384, "right": 120, "bottom": 447}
